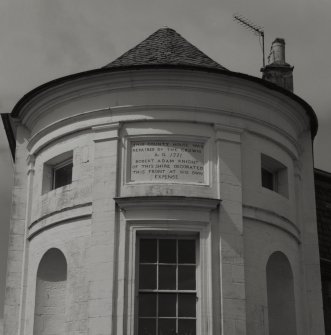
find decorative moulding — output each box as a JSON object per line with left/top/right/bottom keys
{"left": 243, "top": 204, "right": 300, "bottom": 243}
{"left": 92, "top": 122, "right": 121, "bottom": 142}
{"left": 28, "top": 202, "right": 92, "bottom": 240}
{"left": 214, "top": 124, "right": 243, "bottom": 143}
{"left": 114, "top": 196, "right": 220, "bottom": 211}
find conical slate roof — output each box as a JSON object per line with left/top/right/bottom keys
{"left": 104, "top": 27, "right": 227, "bottom": 70}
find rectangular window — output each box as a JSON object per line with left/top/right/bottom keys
{"left": 52, "top": 159, "right": 73, "bottom": 189}
{"left": 42, "top": 151, "right": 73, "bottom": 194}
{"left": 138, "top": 238, "right": 197, "bottom": 335}
{"left": 261, "top": 167, "right": 276, "bottom": 191}
{"left": 261, "top": 154, "right": 288, "bottom": 197}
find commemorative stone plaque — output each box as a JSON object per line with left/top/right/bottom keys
{"left": 130, "top": 140, "right": 205, "bottom": 183}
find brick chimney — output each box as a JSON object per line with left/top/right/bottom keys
{"left": 261, "top": 38, "right": 294, "bottom": 92}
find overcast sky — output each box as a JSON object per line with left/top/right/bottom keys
{"left": 0, "top": 0, "right": 330, "bottom": 320}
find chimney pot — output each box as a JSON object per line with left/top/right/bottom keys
{"left": 270, "top": 38, "right": 286, "bottom": 64}
{"left": 261, "top": 38, "right": 294, "bottom": 92}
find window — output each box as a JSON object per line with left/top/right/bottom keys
{"left": 138, "top": 238, "right": 197, "bottom": 335}
{"left": 261, "top": 154, "right": 288, "bottom": 197}
{"left": 261, "top": 168, "right": 275, "bottom": 191}
{"left": 42, "top": 151, "right": 73, "bottom": 193}
{"left": 52, "top": 159, "right": 73, "bottom": 189}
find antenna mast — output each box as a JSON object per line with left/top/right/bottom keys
{"left": 233, "top": 14, "right": 265, "bottom": 68}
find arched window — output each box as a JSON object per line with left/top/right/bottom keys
{"left": 266, "top": 251, "right": 297, "bottom": 335}
{"left": 34, "top": 248, "right": 67, "bottom": 335}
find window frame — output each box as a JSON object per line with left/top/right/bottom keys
{"left": 115, "top": 197, "right": 218, "bottom": 335}
{"left": 136, "top": 236, "right": 198, "bottom": 335}
{"left": 121, "top": 221, "right": 213, "bottom": 335}
{"left": 42, "top": 151, "right": 73, "bottom": 194}
{"left": 261, "top": 153, "right": 288, "bottom": 197}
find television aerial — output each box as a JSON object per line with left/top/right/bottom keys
{"left": 233, "top": 13, "right": 265, "bottom": 68}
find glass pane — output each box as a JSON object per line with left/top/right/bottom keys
{"left": 178, "top": 294, "right": 196, "bottom": 317}
{"left": 53, "top": 163, "right": 72, "bottom": 189}
{"left": 138, "top": 318, "right": 156, "bottom": 335}
{"left": 178, "top": 319, "right": 196, "bottom": 335}
{"left": 159, "top": 265, "right": 176, "bottom": 290}
{"left": 140, "top": 239, "right": 157, "bottom": 263}
{"left": 178, "top": 266, "right": 195, "bottom": 290}
{"left": 178, "top": 240, "right": 195, "bottom": 264}
{"left": 139, "top": 265, "right": 156, "bottom": 289}
{"left": 159, "top": 240, "right": 176, "bottom": 263}
{"left": 158, "top": 318, "right": 176, "bottom": 335}
{"left": 158, "top": 294, "right": 176, "bottom": 317}
{"left": 139, "top": 293, "right": 157, "bottom": 317}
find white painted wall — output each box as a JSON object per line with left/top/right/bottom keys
{"left": 0, "top": 122, "right": 13, "bottom": 335}
{"left": 34, "top": 249, "right": 67, "bottom": 335}
{"left": 2, "top": 68, "right": 325, "bottom": 335}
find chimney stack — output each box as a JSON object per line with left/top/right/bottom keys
{"left": 261, "top": 38, "right": 294, "bottom": 92}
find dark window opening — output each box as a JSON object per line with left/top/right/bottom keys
{"left": 262, "top": 168, "right": 275, "bottom": 191}
{"left": 52, "top": 160, "right": 73, "bottom": 189}
{"left": 261, "top": 154, "right": 288, "bottom": 197}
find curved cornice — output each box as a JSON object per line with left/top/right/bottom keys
{"left": 28, "top": 202, "right": 92, "bottom": 240}
{"left": 26, "top": 111, "right": 300, "bottom": 161}
{"left": 10, "top": 64, "right": 318, "bottom": 138}
{"left": 243, "top": 204, "right": 300, "bottom": 243}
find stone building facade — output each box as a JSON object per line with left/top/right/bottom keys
{"left": 1, "top": 28, "right": 327, "bottom": 335}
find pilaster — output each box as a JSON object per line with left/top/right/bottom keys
{"left": 87, "top": 122, "right": 121, "bottom": 335}
{"left": 4, "top": 125, "right": 31, "bottom": 335}
{"left": 215, "top": 124, "right": 247, "bottom": 334}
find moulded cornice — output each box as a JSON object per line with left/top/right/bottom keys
{"left": 214, "top": 124, "right": 243, "bottom": 143}
{"left": 243, "top": 204, "right": 300, "bottom": 243}
{"left": 28, "top": 202, "right": 92, "bottom": 240}
{"left": 92, "top": 122, "right": 121, "bottom": 142}
{"left": 114, "top": 196, "right": 220, "bottom": 211}
{"left": 247, "top": 129, "right": 299, "bottom": 160}
{"left": 10, "top": 66, "right": 317, "bottom": 139}
{"left": 17, "top": 69, "right": 311, "bottom": 139}
{"left": 26, "top": 105, "right": 300, "bottom": 159}
{"left": 27, "top": 108, "right": 112, "bottom": 152}
{"left": 20, "top": 72, "right": 136, "bottom": 126}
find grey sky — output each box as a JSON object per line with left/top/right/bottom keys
{"left": 0, "top": 0, "right": 330, "bottom": 320}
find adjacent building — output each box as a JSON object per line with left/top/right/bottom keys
{"left": 1, "top": 28, "right": 328, "bottom": 335}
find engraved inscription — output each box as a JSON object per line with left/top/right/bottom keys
{"left": 130, "top": 140, "right": 205, "bottom": 183}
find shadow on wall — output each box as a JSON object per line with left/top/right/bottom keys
{"left": 34, "top": 248, "right": 67, "bottom": 335}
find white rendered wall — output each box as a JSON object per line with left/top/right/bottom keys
{"left": 34, "top": 249, "right": 67, "bottom": 335}
{"left": 3, "top": 68, "right": 325, "bottom": 335}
